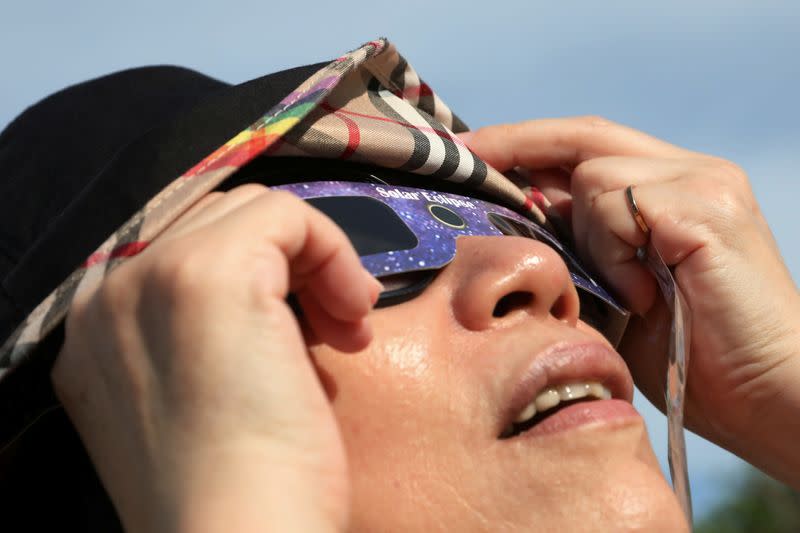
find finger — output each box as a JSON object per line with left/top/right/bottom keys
{"left": 460, "top": 117, "right": 693, "bottom": 173}
{"left": 570, "top": 156, "right": 688, "bottom": 250}
{"left": 584, "top": 214, "right": 658, "bottom": 315}
{"left": 565, "top": 157, "right": 700, "bottom": 314}
{"left": 158, "top": 184, "right": 271, "bottom": 241}
{"left": 205, "top": 190, "right": 380, "bottom": 323}
{"left": 521, "top": 167, "right": 574, "bottom": 222}
{"left": 296, "top": 290, "right": 373, "bottom": 353}
{"left": 582, "top": 180, "right": 718, "bottom": 314}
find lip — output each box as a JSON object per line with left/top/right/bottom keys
{"left": 499, "top": 342, "right": 635, "bottom": 438}
{"left": 521, "top": 399, "right": 639, "bottom": 438}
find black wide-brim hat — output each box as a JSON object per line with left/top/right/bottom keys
{"left": 0, "top": 38, "right": 560, "bottom": 529}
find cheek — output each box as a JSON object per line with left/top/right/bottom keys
{"left": 309, "top": 311, "right": 685, "bottom": 531}
{"left": 316, "top": 322, "right": 451, "bottom": 459}
{"left": 311, "top": 317, "right": 469, "bottom": 529}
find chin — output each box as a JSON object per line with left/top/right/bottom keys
{"left": 493, "top": 420, "right": 689, "bottom": 532}
{"left": 346, "top": 421, "right": 689, "bottom": 532}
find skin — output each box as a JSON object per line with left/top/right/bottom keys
{"left": 310, "top": 235, "right": 685, "bottom": 531}
{"left": 461, "top": 118, "right": 800, "bottom": 484}
{"left": 51, "top": 117, "right": 799, "bottom": 532}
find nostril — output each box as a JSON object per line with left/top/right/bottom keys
{"left": 492, "top": 291, "right": 534, "bottom": 318}
{"left": 550, "top": 294, "right": 569, "bottom": 321}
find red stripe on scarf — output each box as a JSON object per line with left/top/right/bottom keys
{"left": 402, "top": 83, "right": 433, "bottom": 99}
{"left": 331, "top": 111, "right": 361, "bottom": 160}
{"left": 83, "top": 241, "right": 149, "bottom": 268}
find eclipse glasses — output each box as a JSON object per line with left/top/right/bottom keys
{"left": 272, "top": 180, "right": 630, "bottom": 347}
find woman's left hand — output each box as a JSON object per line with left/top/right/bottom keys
{"left": 460, "top": 117, "right": 800, "bottom": 487}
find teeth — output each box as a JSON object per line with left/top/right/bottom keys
{"left": 534, "top": 388, "right": 560, "bottom": 412}
{"left": 589, "top": 382, "right": 612, "bottom": 400}
{"left": 512, "top": 381, "right": 612, "bottom": 425}
{"left": 514, "top": 402, "right": 537, "bottom": 423}
{"left": 557, "top": 383, "right": 589, "bottom": 401}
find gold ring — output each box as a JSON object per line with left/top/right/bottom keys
{"left": 625, "top": 185, "right": 650, "bottom": 235}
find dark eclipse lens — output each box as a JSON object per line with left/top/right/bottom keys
{"left": 307, "top": 196, "right": 418, "bottom": 256}
{"left": 487, "top": 212, "right": 537, "bottom": 240}
{"left": 428, "top": 204, "right": 465, "bottom": 228}
{"left": 488, "top": 212, "right": 583, "bottom": 274}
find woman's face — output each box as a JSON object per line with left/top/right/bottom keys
{"left": 307, "top": 235, "right": 688, "bottom": 532}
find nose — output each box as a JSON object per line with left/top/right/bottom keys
{"left": 446, "top": 236, "right": 580, "bottom": 331}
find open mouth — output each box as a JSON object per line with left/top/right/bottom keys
{"left": 499, "top": 381, "right": 612, "bottom": 439}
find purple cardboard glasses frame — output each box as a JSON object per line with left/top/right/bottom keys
{"left": 273, "top": 180, "right": 630, "bottom": 347}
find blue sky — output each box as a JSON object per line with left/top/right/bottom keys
{"left": 3, "top": 0, "right": 798, "bottom": 522}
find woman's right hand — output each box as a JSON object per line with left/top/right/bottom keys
{"left": 51, "top": 185, "right": 381, "bottom": 533}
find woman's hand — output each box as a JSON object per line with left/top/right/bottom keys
{"left": 460, "top": 117, "right": 800, "bottom": 487}
{"left": 51, "top": 185, "right": 381, "bottom": 533}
